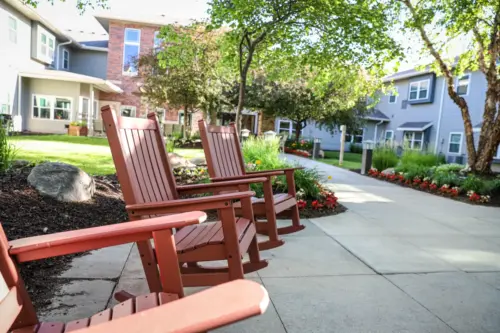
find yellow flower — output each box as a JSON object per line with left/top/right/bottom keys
{"left": 328, "top": 176, "right": 332, "bottom": 180}
{"left": 255, "top": 160, "right": 262, "bottom": 165}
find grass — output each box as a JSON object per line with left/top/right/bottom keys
{"left": 322, "top": 151, "right": 362, "bottom": 170}
{"left": 10, "top": 135, "right": 204, "bottom": 175}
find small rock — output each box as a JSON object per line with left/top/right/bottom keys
{"left": 168, "top": 153, "right": 196, "bottom": 168}
{"left": 189, "top": 157, "right": 207, "bottom": 166}
{"left": 381, "top": 167, "right": 395, "bottom": 175}
{"left": 27, "top": 162, "right": 95, "bottom": 202}
{"left": 12, "top": 159, "right": 30, "bottom": 168}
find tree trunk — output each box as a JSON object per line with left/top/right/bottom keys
{"left": 183, "top": 105, "right": 189, "bottom": 139}
{"left": 294, "top": 121, "right": 304, "bottom": 144}
{"left": 209, "top": 103, "right": 217, "bottom": 125}
{"left": 236, "top": 72, "right": 246, "bottom": 133}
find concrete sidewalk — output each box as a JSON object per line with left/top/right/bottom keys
{"left": 41, "top": 155, "right": 500, "bottom": 332}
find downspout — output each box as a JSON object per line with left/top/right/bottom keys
{"left": 56, "top": 38, "right": 72, "bottom": 70}
{"left": 373, "top": 120, "right": 384, "bottom": 143}
{"left": 434, "top": 78, "right": 446, "bottom": 153}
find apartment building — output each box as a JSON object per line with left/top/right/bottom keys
{"left": 0, "top": 0, "right": 121, "bottom": 134}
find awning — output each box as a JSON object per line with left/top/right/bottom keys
{"left": 364, "top": 109, "right": 390, "bottom": 122}
{"left": 19, "top": 69, "right": 123, "bottom": 93}
{"left": 397, "top": 121, "right": 433, "bottom": 131}
{"left": 473, "top": 121, "right": 482, "bottom": 132}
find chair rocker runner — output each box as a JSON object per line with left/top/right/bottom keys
{"left": 198, "top": 120, "right": 306, "bottom": 251}
{"left": 0, "top": 213, "right": 269, "bottom": 333}
{"left": 101, "top": 106, "right": 268, "bottom": 296}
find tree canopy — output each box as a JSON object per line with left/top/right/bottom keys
{"left": 398, "top": 0, "right": 500, "bottom": 173}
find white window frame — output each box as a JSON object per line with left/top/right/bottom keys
{"left": 8, "top": 15, "right": 17, "bottom": 44}
{"left": 346, "top": 128, "right": 364, "bottom": 144}
{"left": 78, "top": 97, "right": 90, "bottom": 122}
{"left": 404, "top": 131, "right": 424, "bottom": 150}
{"left": 32, "top": 94, "right": 73, "bottom": 121}
{"left": 384, "top": 130, "right": 394, "bottom": 143}
{"left": 456, "top": 73, "right": 471, "bottom": 96}
{"left": 120, "top": 105, "right": 137, "bottom": 117}
{"left": 62, "top": 49, "right": 70, "bottom": 70}
{"left": 37, "top": 26, "right": 56, "bottom": 63}
{"left": 447, "top": 132, "right": 463, "bottom": 155}
{"left": 122, "top": 28, "right": 141, "bottom": 75}
{"left": 154, "top": 31, "right": 161, "bottom": 50}
{"left": 496, "top": 144, "right": 500, "bottom": 159}
{"left": 93, "top": 100, "right": 99, "bottom": 120}
{"left": 408, "top": 79, "right": 430, "bottom": 101}
{"left": 388, "top": 88, "right": 398, "bottom": 104}
{"left": 277, "top": 118, "right": 304, "bottom": 137}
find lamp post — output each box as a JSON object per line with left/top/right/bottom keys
{"left": 240, "top": 128, "right": 251, "bottom": 142}
{"left": 264, "top": 130, "right": 277, "bottom": 140}
{"left": 312, "top": 138, "right": 321, "bottom": 159}
{"left": 361, "top": 140, "right": 375, "bottom": 175}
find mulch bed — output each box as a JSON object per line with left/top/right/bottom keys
{"left": 360, "top": 171, "right": 500, "bottom": 207}
{"left": 1, "top": 164, "right": 346, "bottom": 313}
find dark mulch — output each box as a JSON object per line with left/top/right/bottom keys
{"left": 1, "top": 164, "right": 346, "bottom": 313}
{"left": 361, "top": 173, "right": 500, "bottom": 207}
{"left": 0, "top": 166, "right": 128, "bottom": 310}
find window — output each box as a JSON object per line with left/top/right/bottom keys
{"left": 346, "top": 128, "right": 364, "bottom": 143}
{"left": 496, "top": 144, "right": 500, "bottom": 159}
{"left": 62, "top": 49, "right": 70, "bottom": 70}
{"left": 93, "top": 100, "right": 99, "bottom": 120}
{"left": 457, "top": 74, "right": 470, "bottom": 96}
{"left": 408, "top": 79, "right": 429, "bottom": 101}
{"left": 384, "top": 130, "right": 394, "bottom": 143}
{"left": 448, "top": 132, "right": 463, "bottom": 154}
{"left": 156, "top": 108, "right": 165, "bottom": 124}
{"left": 154, "top": 31, "right": 161, "bottom": 50}
{"left": 38, "top": 27, "right": 55, "bottom": 62}
{"left": 123, "top": 28, "right": 141, "bottom": 74}
{"left": 8, "top": 16, "right": 17, "bottom": 44}
{"left": 388, "top": 88, "right": 397, "bottom": 104}
{"left": 404, "top": 131, "right": 424, "bottom": 150}
{"left": 80, "top": 97, "right": 89, "bottom": 121}
{"left": 33, "top": 95, "right": 51, "bottom": 119}
{"left": 178, "top": 111, "right": 192, "bottom": 126}
{"left": 120, "top": 105, "right": 136, "bottom": 117}
{"left": 1, "top": 103, "right": 10, "bottom": 114}
{"left": 54, "top": 98, "right": 71, "bottom": 120}
{"left": 277, "top": 119, "right": 301, "bottom": 136}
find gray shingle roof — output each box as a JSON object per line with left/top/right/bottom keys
{"left": 473, "top": 121, "right": 482, "bottom": 128}
{"left": 365, "top": 109, "right": 390, "bottom": 121}
{"left": 397, "top": 121, "right": 433, "bottom": 131}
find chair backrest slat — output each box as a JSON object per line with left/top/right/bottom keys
{"left": 199, "top": 121, "right": 246, "bottom": 178}
{"left": 102, "top": 107, "right": 178, "bottom": 211}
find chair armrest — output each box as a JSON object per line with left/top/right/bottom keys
{"left": 79, "top": 280, "right": 269, "bottom": 333}
{"left": 177, "top": 177, "right": 267, "bottom": 195}
{"left": 9, "top": 212, "right": 207, "bottom": 263}
{"left": 211, "top": 171, "right": 284, "bottom": 182}
{"left": 127, "top": 191, "right": 255, "bottom": 217}
{"left": 247, "top": 167, "right": 304, "bottom": 175}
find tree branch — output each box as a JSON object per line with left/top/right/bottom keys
{"left": 473, "top": 27, "right": 488, "bottom": 74}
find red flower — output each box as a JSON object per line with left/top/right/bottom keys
{"left": 324, "top": 196, "right": 337, "bottom": 208}
{"left": 469, "top": 193, "right": 481, "bottom": 201}
{"left": 429, "top": 183, "right": 438, "bottom": 191}
{"left": 405, "top": 179, "right": 411, "bottom": 185}
{"left": 311, "top": 200, "right": 324, "bottom": 210}
{"left": 449, "top": 189, "right": 459, "bottom": 197}
{"left": 297, "top": 200, "right": 307, "bottom": 210}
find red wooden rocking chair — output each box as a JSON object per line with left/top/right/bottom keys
{"left": 199, "top": 120, "right": 306, "bottom": 250}
{"left": 101, "top": 106, "right": 268, "bottom": 295}
{"left": 0, "top": 214, "right": 269, "bottom": 333}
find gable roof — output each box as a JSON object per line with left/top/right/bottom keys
{"left": 94, "top": 13, "right": 192, "bottom": 32}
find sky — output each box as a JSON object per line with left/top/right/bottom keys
{"left": 34, "top": 0, "right": 468, "bottom": 73}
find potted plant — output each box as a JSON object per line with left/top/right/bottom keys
{"left": 68, "top": 121, "right": 88, "bottom": 137}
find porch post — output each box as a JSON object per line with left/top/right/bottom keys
{"left": 89, "top": 84, "right": 94, "bottom": 136}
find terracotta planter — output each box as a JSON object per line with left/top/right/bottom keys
{"left": 68, "top": 125, "right": 88, "bottom": 137}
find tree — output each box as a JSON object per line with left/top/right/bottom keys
{"left": 139, "top": 23, "right": 230, "bottom": 137}
{"left": 209, "top": 0, "right": 401, "bottom": 132}
{"left": 23, "top": 0, "right": 108, "bottom": 12}
{"left": 399, "top": 0, "right": 500, "bottom": 173}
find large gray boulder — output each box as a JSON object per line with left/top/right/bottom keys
{"left": 168, "top": 153, "right": 196, "bottom": 168}
{"left": 189, "top": 157, "right": 207, "bottom": 166}
{"left": 28, "top": 162, "right": 95, "bottom": 202}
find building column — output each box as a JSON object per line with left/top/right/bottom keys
{"left": 89, "top": 84, "right": 94, "bottom": 136}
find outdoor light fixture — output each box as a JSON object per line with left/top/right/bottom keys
{"left": 264, "top": 130, "right": 277, "bottom": 139}
{"left": 363, "top": 140, "right": 375, "bottom": 150}
{"left": 241, "top": 128, "right": 251, "bottom": 138}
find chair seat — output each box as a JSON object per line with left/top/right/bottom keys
{"left": 233, "top": 193, "right": 296, "bottom": 217}
{"left": 234, "top": 193, "right": 292, "bottom": 207}
{"left": 174, "top": 218, "right": 252, "bottom": 253}
{"left": 13, "top": 292, "right": 178, "bottom": 333}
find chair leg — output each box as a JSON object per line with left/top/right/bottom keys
{"left": 243, "top": 235, "right": 269, "bottom": 273}
{"left": 219, "top": 206, "right": 245, "bottom": 280}
{"left": 258, "top": 179, "right": 284, "bottom": 251}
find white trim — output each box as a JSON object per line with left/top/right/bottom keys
{"left": 447, "top": 132, "right": 463, "bottom": 155}
{"left": 496, "top": 144, "right": 500, "bottom": 159}
{"left": 434, "top": 78, "right": 446, "bottom": 153}
{"left": 120, "top": 105, "right": 137, "bottom": 117}
{"left": 456, "top": 73, "right": 471, "bottom": 96}
{"left": 8, "top": 15, "right": 17, "bottom": 44}
{"left": 154, "top": 31, "right": 161, "bottom": 49}
{"left": 408, "top": 79, "right": 430, "bottom": 101}
{"left": 388, "top": 87, "right": 398, "bottom": 104}
{"left": 62, "top": 49, "right": 70, "bottom": 70}
{"left": 37, "top": 25, "right": 56, "bottom": 63}
{"left": 346, "top": 128, "right": 364, "bottom": 144}
{"left": 397, "top": 123, "right": 432, "bottom": 132}
{"left": 122, "top": 28, "right": 141, "bottom": 75}
{"left": 404, "top": 131, "right": 425, "bottom": 150}
{"left": 384, "top": 130, "right": 394, "bottom": 142}
{"left": 32, "top": 94, "right": 73, "bottom": 121}
{"left": 79, "top": 96, "right": 90, "bottom": 122}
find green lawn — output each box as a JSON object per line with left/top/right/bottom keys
{"left": 10, "top": 135, "right": 204, "bottom": 175}
{"left": 322, "top": 151, "right": 362, "bottom": 170}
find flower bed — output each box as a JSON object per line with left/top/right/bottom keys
{"left": 367, "top": 167, "right": 500, "bottom": 206}
{"left": 284, "top": 139, "right": 313, "bottom": 157}
{"left": 284, "top": 147, "right": 311, "bottom": 157}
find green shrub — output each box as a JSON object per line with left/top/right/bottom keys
{"left": 0, "top": 125, "right": 16, "bottom": 173}
{"left": 349, "top": 143, "right": 363, "bottom": 154}
{"left": 434, "top": 163, "right": 465, "bottom": 174}
{"left": 283, "top": 167, "right": 322, "bottom": 199}
{"left": 372, "top": 146, "right": 399, "bottom": 171}
{"left": 165, "top": 139, "right": 175, "bottom": 153}
{"left": 431, "top": 172, "right": 462, "bottom": 187}
{"left": 401, "top": 150, "right": 445, "bottom": 167}
{"left": 461, "top": 175, "right": 484, "bottom": 193}
{"left": 403, "top": 164, "right": 431, "bottom": 181}
{"left": 243, "top": 136, "right": 283, "bottom": 170}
